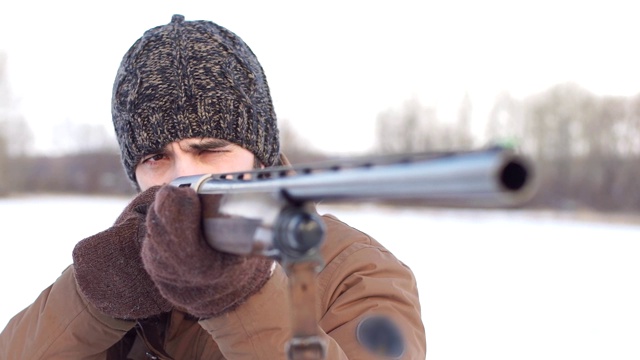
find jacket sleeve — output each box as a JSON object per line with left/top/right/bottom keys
{"left": 0, "top": 265, "right": 135, "bottom": 360}
{"left": 316, "top": 215, "right": 426, "bottom": 359}
{"left": 198, "top": 214, "right": 426, "bottom": 359}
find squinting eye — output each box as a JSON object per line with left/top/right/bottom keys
{"left": 142, "top": 154, "right": 165, "bottom": 163}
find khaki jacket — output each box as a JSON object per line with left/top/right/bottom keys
{"left": 1, "top": 214, "right": 426, "bottom": 359}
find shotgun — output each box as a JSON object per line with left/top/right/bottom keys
{"left": 172, "top": 145, "right": 536, "bottom": 259}
{"left": 171, "top": 145, "right": 537, "bottom": 359}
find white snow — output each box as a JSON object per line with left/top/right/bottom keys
{"left": 1, "top": 195, "right": 639, "bottom": 359}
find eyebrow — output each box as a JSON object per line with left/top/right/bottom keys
{"left": 182, "top": 138, "right": 232, "bottom": 152}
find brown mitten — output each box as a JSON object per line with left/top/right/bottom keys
{"left": 141, "top": 185, "right": 273, "bottom": 319}
{"left": 72, "top": 186, "right": 172, "bottom": 320}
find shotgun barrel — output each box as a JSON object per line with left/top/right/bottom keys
{"left": 173, "top": 146, "right": 536, "bottom": 208}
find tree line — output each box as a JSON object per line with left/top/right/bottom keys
{"left": 376, "top": 83, "right": 640, "bottom": 212}
{"left": 0, "top": 120, "right": 329, "bottom": 196}
{"left": 2, "top": 50, "right": 639, "bottom": 211}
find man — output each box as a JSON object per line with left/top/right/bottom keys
{"left": 0, "top": 15, "right": 426, "bottom": 359}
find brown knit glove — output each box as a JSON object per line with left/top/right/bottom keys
{"left": 141, "top": 185, "right": 274, "bottom": 319}
{"left": 72, "top": 186, "right": 172, "bottom": 320}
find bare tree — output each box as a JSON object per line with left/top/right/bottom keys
{"left": 0, "top": 52, "right": 9, "bottom": 194}
{"left": 278, "top": 119, "right": 328, "bottom": 164}
{"left": 518, "top": 83, "right": 594, "bottom": 206}
{"left": 375, "top": 97, "right": 468, "bottom": 154}
{"left": 485, "top": 91, "right": 525, "bottom": 149}
{"left": 52, "top": 121, "right": 118, "bottom": 155}
{"left": 1, "top": 117, "right": 33, "bottom": 156}
{"left": 454, "top": 92, "right": 474, "bottom": 148}
{"left": 506, "top": 82, "right": 640, "bottom": 211}
{"left": 587, "top": 94, "right": 640, "bottom": 210}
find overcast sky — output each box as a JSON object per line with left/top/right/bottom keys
{"left": 1, "top": 0, "right": 639, "bottom": 156}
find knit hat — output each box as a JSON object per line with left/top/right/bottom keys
{"left": 112, "top": 14, "right": 280, "bottom": 186}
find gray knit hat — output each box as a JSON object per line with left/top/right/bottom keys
{"left": 112, "top": 14, "right": 280, "bottom": 185}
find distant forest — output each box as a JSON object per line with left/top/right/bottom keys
{"left": 2, "top": 53, "right": 640, "bottom": 213}
{"left": 0, "top": 121, "right": 333, "bottom": 197}
{"left": 373, "top": 83, "right": 640, "bottom": 213}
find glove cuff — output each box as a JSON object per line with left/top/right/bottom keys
{"left": 73, "top": 213, "right": 172, "bottom": 320}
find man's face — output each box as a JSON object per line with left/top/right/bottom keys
{"left": 135, "top": 137, "right": 257, "bottom": 191}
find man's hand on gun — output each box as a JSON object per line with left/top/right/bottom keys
{"left": 141, "top": 185, "right": 274, "bottom": 319}
{"left": 72, "top": 186, "right": 172, "bottom": 320}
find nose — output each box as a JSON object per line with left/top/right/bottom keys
{"left": 171, "top": 153, "right": 205, "bottom": 180}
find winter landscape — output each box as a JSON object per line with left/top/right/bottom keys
{"left": 1, "top": 195, "right": 639, "bottom": 359}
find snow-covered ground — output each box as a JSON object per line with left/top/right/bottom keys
{"left": 1, "top": 195, "right": 639, "bottom": 359}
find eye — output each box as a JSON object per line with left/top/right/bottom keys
{"left": 199, "top": 148, "right": 230, "bottom": 160}
{"left": 201, "top": 147, "right": 230, "bottom": 154}
{"left": 141, "top": 153, "right": 166, "bottom": 164}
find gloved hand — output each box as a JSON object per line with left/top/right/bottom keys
{"left": 72, "top": 186, "right": 172, "bottom": 320}
{"left": 141, "top": 185, "right": 274, "bottom": 319}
